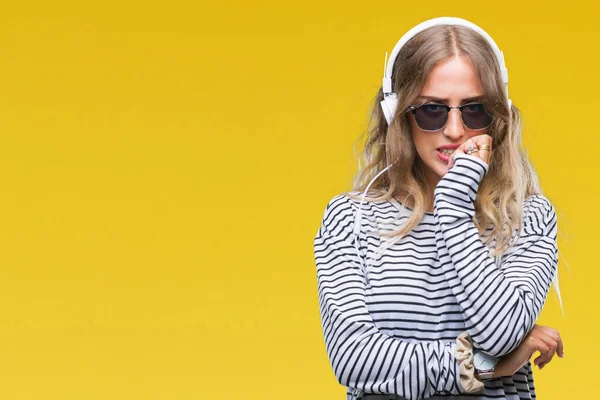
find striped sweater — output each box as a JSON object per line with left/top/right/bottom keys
{"left": 313, "top": 153, "right": 558, "bottom": 400}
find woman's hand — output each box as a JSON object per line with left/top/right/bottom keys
{"left": 493, "top": 324, "right": 564, "bottom": 378}
{"left": 448, "top": 134, "right": 493, "bottom": 169}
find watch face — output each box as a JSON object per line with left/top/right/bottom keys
{"left": 474, "top": 352, "right": 496, "bottom": 370}
{"left": 479, "top": 358, "right": 495, "bottom": 370}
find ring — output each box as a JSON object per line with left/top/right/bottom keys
{"left": 466, "top": 145, "right": 479, "bottom": 155}
{"left": 479, "top": 144, "right": 490, "bottom": 151}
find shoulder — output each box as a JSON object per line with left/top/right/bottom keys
{"left": 319, "top": 192, "right": 359, "bottom": 229}
{"left": 314, "top": 192, "right": 358, "bottom": 243}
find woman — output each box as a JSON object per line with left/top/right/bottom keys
{"left": 313, "top": 17, "right": 564, "bottom": 400}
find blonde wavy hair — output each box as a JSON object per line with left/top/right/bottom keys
{"left": 348, "top": 24, "right": 542, "bottom": 258}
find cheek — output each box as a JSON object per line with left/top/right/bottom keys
{"left": 410, "top": 131, "right": 422, "bottom": 155}
{"left": 410, "top": 121, "right": 426, "bottom": 152}
{"left": 411, "top": 131, "right": 434, "bottom": 155}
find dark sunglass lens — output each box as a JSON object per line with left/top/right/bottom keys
{"left": 414, "top": 104, "right": 447, "bottom": 130}
{"left": 461, "top": 103, "right": 493, "bottom": 129}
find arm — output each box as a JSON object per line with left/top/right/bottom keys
{"left": 314, "top": 194, "right": 473, "bottom": 400}
{"left": 433, "top": 153, "right": 559, "bottom": 358}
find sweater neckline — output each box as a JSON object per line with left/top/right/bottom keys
{"left": 389, "top": 197, "right": 435, "bottom": 219}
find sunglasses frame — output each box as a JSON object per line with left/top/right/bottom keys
{"left": 406, "top": 102, "right": 494, "bottom": 132}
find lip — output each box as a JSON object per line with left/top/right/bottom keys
{"left": 437, "top": 150, "right": 450, "bottom": 162}
{"left": 437, "top": 144, "right": 460, "bottom": 150}
{"left": 437, "top": 145, "right": 459, "bottom": 163}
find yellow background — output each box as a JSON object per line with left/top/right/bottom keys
{"left": 0, "top": 1, "right": 595, "bottom": 399}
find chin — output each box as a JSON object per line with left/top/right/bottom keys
{"left": 419, "top": 156, "right": 448, "bottom": 183}
{"left": 429, "top": 160, "right": 448, "bottom": 178}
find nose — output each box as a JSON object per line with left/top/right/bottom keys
{"left": 442, "top": 108, "right": 465, "bottom": 139}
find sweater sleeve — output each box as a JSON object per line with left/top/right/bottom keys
{"left": 314, "top": 194, "right": 472, "bottom": 400}
{"left": 433, "top": 153, "right": 559, "bottom": 358}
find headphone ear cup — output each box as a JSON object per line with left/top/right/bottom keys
{"left": 380, "top": 95, "right": 398, "bottom": 125}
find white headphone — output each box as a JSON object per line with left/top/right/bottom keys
{"left": 379, "top": 16, "right": 512, "bottom": 125}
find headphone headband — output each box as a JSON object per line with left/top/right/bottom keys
{"left": 380, "top": 17, "right": 511, "bottom": 125}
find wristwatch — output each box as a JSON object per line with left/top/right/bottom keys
{"left": 473, "top": 350, "right": 498, "bottom": 381}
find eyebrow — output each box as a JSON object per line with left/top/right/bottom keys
{"left": 416, "top": 96, "right": 485, "bottom": 104}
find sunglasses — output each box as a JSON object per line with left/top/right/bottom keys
{"left": 406, "top": 102, "right": 494, "bottom": 131}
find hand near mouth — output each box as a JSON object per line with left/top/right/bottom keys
{"left": 447, "top": 134, "right": 493, "bottom": 169}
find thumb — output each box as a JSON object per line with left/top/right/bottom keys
{"left": 448, "top": 148, "right": 463, "bottom": 169}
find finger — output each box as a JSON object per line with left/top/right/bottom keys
{"left": 534, "top": 345, "right": 557, "bottom": 367}
{"left": 517, "top": 336, "right": 547, "bottom": 371}
{"left": 539, "top": 327, "right": 564, "bottom": 358}
{"left": 469, "top": 135, "right": 492, "bottom": 165}
{"left": 538, "top": 354, "right": 558, "bottom": 370}
{"left": 528, "top": 336, "right": 550, "bottom": 357}
{"left": 534, "top": 345, "right": 558, "bottom": 369}
{"left": 538, "top": 354, "right": 557, "bottom": 370}
{"left": 530, "top": 327, "right": 558, "bottom": 346}
{"left": 461, "top": 138, "right": 479, "bottom": 157}
{"left": 557, "top": 334, "right": 564, "bottom": 358}
{"left": 448, "top": 147, "right": 464, "bottom": 169}
{"left": 532, "top": 332, "right": 558, "bottom": 365}
{"left": 461, "top": 138, "right": 487, "bottom": 166}
{"left": 538, "top": 326, "right": 559, "bottom": 340}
